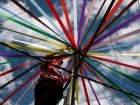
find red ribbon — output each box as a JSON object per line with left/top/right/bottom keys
{"left": 46, "top": 0, "right": 77, "bottom": 49}
{"left": 60, "top": 0, "right": 76, "bottom": 47}
{"left": 11, "top": 0, "right": 58, "bottom": 35}
{"left": 0, "top": 61, "right": 35, "bottom": 77}
{"left": 82, "top": 0, "right": 136, "bottom": 52}
{"left": 90, "top": 56, "right": 140, "bottom": 70}
{"left": 83, "top": 62, "right": 125, "bottom": 105}
{"left": 0, "top": 63, "right": 40, "bottom": 89}
{"left": 1, "top": 70, "right": 40, "bottom": 105}
{"left": 80, "top": 67, "right": 90, "bottom": 105}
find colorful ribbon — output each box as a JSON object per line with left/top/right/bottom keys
{"left": 91, "top": 28, "right": 140, "bottom": 50}
{"left": 80, "top": 67, "right": 90, "bottom": 105}
{"left": 60, "top": 0, "right": 76, "bottom": 47}
{"left": 81, "top": 0, "right": 96, "bottom": 36}
{"left": 82, "top": 66, "right": 101, "bottom": 105}
{"left": 84, "top": 60, "right": 139, "bottom": 105}
{"left": 77, "top": 0, "right": 87, "bottom": 45}
{"left": 46, "top": 0, "right": 77, "bottom": 49}
{"left": 1, "top": 70, "right": 40, "bottom": 105}
{"left": 0, "top": 61, "right": 35, "bottom": 77}
{"left": 73, "top": 0, "right": 78, "bottom": 46}
{"left": 11, "top": 0, "right": 58, "bottom": 35}
{"left": 0, "top": 63, "right": 40, "bottom": 89}
{"left": 0, "top": 12, "right": 66, "bottom": 45}
{"left": 90, "top": 56, "right": 140, "bottom": 70}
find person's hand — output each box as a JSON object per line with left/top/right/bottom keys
{"left": 63, "top": 74, "right": 70, "bottom": 82}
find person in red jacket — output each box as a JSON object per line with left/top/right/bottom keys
{"left": 34, "top": 56, "right": 65, "bottom": 105}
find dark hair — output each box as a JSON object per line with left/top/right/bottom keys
{"left": 60, "top": 61, "right": 63, "bottom": 64}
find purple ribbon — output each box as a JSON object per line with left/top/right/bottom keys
{"left": 91, "top": 12, "right": 140, "bottom": 47}
{"left": 82, "top": 66, "right": 101, "bottom": 105}
{"left": 77, "top": 0, "right": 87, "bottom": 45}
{"left": 0, "top": 54, "right": 44, "bottom": 58}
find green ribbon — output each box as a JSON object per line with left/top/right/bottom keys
{"left": 84, "top": 59, "right": 140, "bottom": 105}
{"left": 0, "top": 60, "right": 18, "bottom": 65}
{"left": 88, "top": 57, "right": 140, "bottom": 84}
{"left": 0, "top": 12, "right": 67, "bottom": 45}
{"left": 0, "top": 58, "right": 35, "bottom": 65}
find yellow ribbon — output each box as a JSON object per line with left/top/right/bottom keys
{"left": 87, "top": 52, "right": 110, "bottom": 56}
{"left": 4, "top": 42, "right": 59, "bottom": 54}
{"left": 117, "top": 53, "right": 140, "bottom": 56}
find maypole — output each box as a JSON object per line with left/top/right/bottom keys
{"left": 64, "top": 44, "right": 81, "bottom": 105}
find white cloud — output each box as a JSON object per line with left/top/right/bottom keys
{"left": 0, "top": 57, "right": 15, "bottom": 91}
{"left": 129, "top": 44, "right": 140, "bottom": 53}
{"left": 15, "top": 79, "right": 23, "bottom": 85}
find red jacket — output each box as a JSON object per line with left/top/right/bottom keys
{"left": 40, "top": 63, "right": 63, "bottom": 84}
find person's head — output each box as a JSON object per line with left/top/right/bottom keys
{"left": 57, "top": 60, "right": 63, "bottom": 67}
